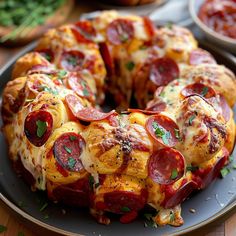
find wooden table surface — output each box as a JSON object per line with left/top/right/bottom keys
{"left": 0, "top": 1, "right": 236, "bottom": 235}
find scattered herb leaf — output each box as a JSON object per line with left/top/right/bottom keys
{"left": 39, "top": 202, "right": 48, "bottom": 212}
{"left": 43, "top": 214, "right": 49, "bottom": 219}
{"left": 201, "top": 86, "right": 209, "bottom": 97}
{"left": 162, "top": 131, "right": 170, "bottom": 145}
{"left": 186, "top": 165, "right": 199, "bottom": 172}
{"left": 64, "top": 145, "right": 72, "bottom": 154}
{"left": 125, "top": 61, "right": 135, "bottom": 71}
{"left": 174, "top": 128, "right": 180, "bottom": 140}
{"left": 0, "top": 225, "right": 7, "bottom": 233}
{"left": 170, "top": 211, "right": 175, "bottom": 222}
{"left": 89, "top": 175, "right": 95, "bottom": 189}
{"left": 36, "top": 120, "right": 47, "bottom": 138}
{"left": 170, "top": 169, "right": 178, "bottom": 180}
{"left": 67, "top": 157, "right": 76, "bottom": 169}
{"left": 143, "top": 213, "right": 158, "bottom": 228}
{"left": 189, "top": 115, "right": 196, "bottom": 125}
{"left": 152, "top": 122, "right": 165, "bottom": 137}
{"left": 57, "top": 70, "right": 67, "bottom": 78}
{"left": 220, "top": 167, "right": 230, "bottom": 178}
{"left": 69, "top": 135, "right": 77, "bottom": 141}
{"left": 121, "top": 206, "right": 131, "bottom": 212}
{"left": 68, "top": 56, "right": 77, "bottom": 66}
{"left": 18, "top": 232, "right": 25, "bottom": 236}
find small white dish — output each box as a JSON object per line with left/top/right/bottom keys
{"left": 189, "top": 0, "right": 236, "bottom": 53}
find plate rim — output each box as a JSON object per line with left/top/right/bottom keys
{"left": 0, "top": 41, "right": 236, "bottom": 236}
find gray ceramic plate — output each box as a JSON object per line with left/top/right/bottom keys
{"left": 0, "top": 41, "right": 236, "bottom": 236}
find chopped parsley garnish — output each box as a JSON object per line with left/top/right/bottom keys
{"left": 69, "top": 135, "right": 77, "bottom": 141}
{"left": 0, "top": 225, "right": 7, "bottom": 233}
{"left": 152, "top": 122, "right": 165, "bottom": 137}
{"left": 229, "top": 155, "right": 234, "bottom": 163}
{"left": 64, "top": 146, "right": 72, "bottom": 154}
{"left": 162, "top": 131, "right": 170, "bottom": 145}
{"left": 121, "top": 206, "right": 131, "bottom": 212}
{"left": 170, "top": 169, "right": 178, "bottom": 180}
{"left": 233, "top": 164, "right": 236, "bottom": 170}
{"left": 18, "top": 232, "right": 25, "bottom": 236}
{"left": 174, "top": 128, "right": 180, "bottom": 140}
{"left": 36, "top": 120, "right": 47, "bottom": 138}
{"left": 83, "top": 88, "right": 90, "bottom": 97}
{"left": 39, "top": 85, "right": 59, "bottom": 95}
{"left": 81, "top": 81, "right": 90, "bottom": 97}
{"left": 58, "top": 70, "right": 67, "bottom": 77}
{"left": 170, "top": 211, "right": 175, "bottom": 222}
{"left": 68, "top": 56, "right": 77, "bottom": 66}
{"left": 201, "top": 87, "right": 209, "bottom": 97}
{"left": 152, "top": 122, "right": 170, "bottom": 145}
{"left": 159, "top": 91, "right": 165, "bottom": 97}
{"left": 120, "top": 34, "right": 129, "bottom": 43}
{"left": 189, "top": 114, "right": 196, "bottom": 125}
{"left": 68, "top": 157, "right": 76, "bottom": 169}
{"left": 44, "top": 54, "right": 51, "bottom": 62}
{"left": 143, "top": 212, "right": 158, "bottom": 228}
{"left": 220, "top": 167, "right": 230, "bottom": 178}
{"left": 125, "top": 61, "right": 135, "bottom": 71}
{"left": 186, "top": 165, "right": 199, "bottom": 172}
{"left": 43, "top": 214, "right": 49, "bottom": 220}
{"left": 89, "top": 175, "right": 95, "bottom": 189}
{"left": 39, "top": 202, "right": 48, "bottom": 212}
{"left": 166, "top": 22, "right": 173, "bottom": 29}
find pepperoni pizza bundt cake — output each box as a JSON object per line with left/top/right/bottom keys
{"left": 2, "top": 11, "right": 236, "bottom": 226}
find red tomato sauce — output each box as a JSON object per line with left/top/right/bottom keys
{"left": 198, "top": 0, "right": 236, "bottom": 39}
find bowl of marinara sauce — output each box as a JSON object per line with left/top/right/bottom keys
{"left": 189, "top": 0, "right": 236, "bottom": 53}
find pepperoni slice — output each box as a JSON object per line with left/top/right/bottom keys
{"left": 150, "top": 57, "right": 179, "bottom": 87}
{"left": 218, "top": 95, "right": 231, "bottom": 122}
{"left": 60, "top": 50, "right": 85, "bottom": 72}
{"left": 148, "top": 148, "right": 185, "bottom": 185}
{"left": 24, "top": 110, "right": 53, "bottom": 147}
{"left": 208, "top": 95, "right": 231, "bottom": 122}
{"left": 143, "top": 16, "right": 156, "bottom": 38}
{"left": 161, "top": 180, "right": 198, "bottom": 208}
{"left": 192, "top": 147, "right": 229, "bottom": 189}
{"left": 67, "top": 74, "right": 94, "bottom": 102}
{"left": 181, "top": 83, "right": 216, "bottom": 99}
{"left": 106, "top": 19, "right": 134, "bottom": 45}
{"left": 99, "top": 42, "right": 114, "bottom": 76}
{"left": 53, "top": 132, "right": 85, "bottom": 172}
{"left": 145, "top": 114, "right": 180, "bottom": 147}
{"left": 65, "top": 94, "right": 116, "bottom": 122}
{"left": 146, "top": 100, "right": 167, "bottom": 112}
{"left": 103, "top": 190, "right": 147, "bottom": 214}
{"left": 51, "top": 176, "right": 89, "bottom": 207}
{"left": 28, "top": 64, "right": 56, "bottom": 75}
{"left": 72, "top": 20, "right": 96, "bottom": 43}
{"left": 36, "top": 49, "right": 54, "bottom": 62}
{"left": 189, "top": 49, "right": 216, "bottom": 65}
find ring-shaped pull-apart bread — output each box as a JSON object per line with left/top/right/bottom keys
{"left": 2, "top": 11, "right": 236, "bottom": 226}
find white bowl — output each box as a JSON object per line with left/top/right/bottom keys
{"left": 189, "top": 0, "right": 236, "bottom": 53}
